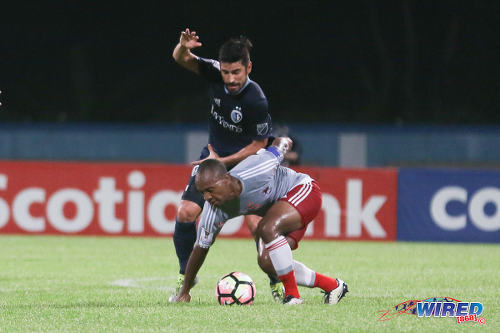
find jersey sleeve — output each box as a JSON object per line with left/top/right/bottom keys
{"left": 197, "top": 57, "right": 222, "bottom": 83}
{"left": 245, "top": 100, "right": 272, "bottom": 140}
{"left": 196, "top": 201, "right": 227, "bottom": 249}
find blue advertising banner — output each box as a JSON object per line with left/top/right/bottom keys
{"left": 397, "top": 168, "right": 500, "bottom": 243}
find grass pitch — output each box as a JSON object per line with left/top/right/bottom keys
{"left": 0, "top": 235, "right": 499, "bottom": 332}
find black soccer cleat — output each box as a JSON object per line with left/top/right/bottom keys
{"left": 323, "top": 279, "right": 348, "bottom": 305}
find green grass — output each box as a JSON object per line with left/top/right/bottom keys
{"left": 0, "top": 236, "right": 499, "bottom": 332}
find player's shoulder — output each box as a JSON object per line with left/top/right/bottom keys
{"left": 243, "top": 80, "right": 267, "bottom": 101}
{"left": 230, "top": 148, "right": 279, "bottom": 176}
{"left": 198, "top": 57, "right": 220, "bottom": 70}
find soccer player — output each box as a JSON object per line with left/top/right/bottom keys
{"left": 171, "top": 137, "right": 349, "bottom": 305}
{"left": 171, "top": 29, "right": 279, "bottom": 298}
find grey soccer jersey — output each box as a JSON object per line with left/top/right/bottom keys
{"left": 196, "top": 146, "right": 312, "bottom": 249}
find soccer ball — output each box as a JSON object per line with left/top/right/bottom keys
{"left": 216, "top": 272, "right": 256, "bottom": 305}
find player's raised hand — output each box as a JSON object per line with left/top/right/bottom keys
{"left": 179, "top": 28, "right": 202, "bottom": 50}
{"left": 191, "top": 144, "right": 220, "bottom": 165}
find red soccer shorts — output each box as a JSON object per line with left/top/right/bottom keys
{"left": 279, "top": 181, "right": 322, "bottom": 249}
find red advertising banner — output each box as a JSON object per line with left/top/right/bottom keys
{"left": 0, "top": 161, "right": 397, "bottom": 240}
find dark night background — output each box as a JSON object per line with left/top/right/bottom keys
{"left": 1, "top": 1, "right": 499, "bottom": 124}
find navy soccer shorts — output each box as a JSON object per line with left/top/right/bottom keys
{"left": 181, "top": 146, "right": 210, "bottom": 208}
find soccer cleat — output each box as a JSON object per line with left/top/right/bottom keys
{"left": 323, "top": 278, "right": 349, "bottom": 305}
{"left": 168, "top": 274, "right": 198, "bottom": 302}
{"left": 283, "top": 295, "right": 303, "bottom": 305}
{"left": 270, "top": 282, "right": 285, "bottom": 302}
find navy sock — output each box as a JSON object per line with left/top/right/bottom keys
{"left": 173, "top": 220, "right": 197, "bottom": 274}
{"left": 254, "top": 238, "right": 280, "bottom": 285}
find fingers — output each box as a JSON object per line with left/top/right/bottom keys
{"left": 191, "top": 159, "right": 202, "bottom": 166}
{"left": 181, "top": 28, "right": 199, "bottom": 39}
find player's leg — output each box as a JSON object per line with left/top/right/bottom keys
{"left": 256, "top": 181, "right": 322, "bottom": 304}
{"left": 259, "top": 246, "right": 338, "bottom": 294}
{"left": 247, "top": 215, "right": 284, "bottom": 301}
{"left": 284, "top": 228, "right": 341, "bottom": 294}
{"left": 258, "top": 228, "right": 342, "bottom": 303}
{"left": 174, "top": 199, "right": 202, "bottom": 275}
{"left": 173, "top": 147, "right": 209, "bottom": 282}
{"left": 257, "top": 200, "right": 303, "bottom": 303}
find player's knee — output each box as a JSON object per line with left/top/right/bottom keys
{"left": 176, "top": 201, "right": 201, "bottom": 222}
{"left": 256, "top": 221, "right": 277, "bottom": 243}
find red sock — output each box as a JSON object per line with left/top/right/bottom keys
{"left": 279, "top": 270, "right": 300, "bottom": 298}
{"left": 314, "top": 273, "right": 338, "bottom": 292}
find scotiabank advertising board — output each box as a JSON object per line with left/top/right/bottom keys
{"left": 0, "top": 161, "right": 398, "bottom": 241}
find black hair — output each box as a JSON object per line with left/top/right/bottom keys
{"left": 196, "top": 159, "right": 227, "bottom": 180}
{"left": 218, "top": 36, "right": 253, "bottom": 66}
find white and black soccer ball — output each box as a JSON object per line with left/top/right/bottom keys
{"left": 215, "top": 272, "right": 256, "bottom": 305}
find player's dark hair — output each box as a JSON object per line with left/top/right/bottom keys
{"left": 218, "top": 36, "right": 252, "bottom": 66}
{"left": 196, "top": 159, "right": 227, "bottom": 180}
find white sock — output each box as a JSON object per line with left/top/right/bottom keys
{"left": 293, "top": 260, "right": 316, "bottom": 287}
{"left": 265, "top": 236, "right": 293, "bottom": 276}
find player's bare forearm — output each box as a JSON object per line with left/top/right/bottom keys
{"left": 177, "top": 245, "right": 209, "bottom": 301}
{"left": 219, "top": 139, "right": 268, "bottom": 167}
{"left": 172, "top": 28, "right": 201, "bottom": 74}
{"left": 172, "top": 44, "right": 199, "bottom": 73}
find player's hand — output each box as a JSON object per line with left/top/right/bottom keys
{"left": 169, "top": 292, "right": 191, "bottom": 303}
{"left": 191, "top": 144, "right": 220, "bottom": 165}
{"left": 179, "top": 28, "right": 202, "bottom": 50}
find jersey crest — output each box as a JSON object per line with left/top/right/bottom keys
{"left": 231, "top": 107, "right": 243, "bottom": 123}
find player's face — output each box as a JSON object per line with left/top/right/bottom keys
{"left": 220, "top": 61, "right": 252, "bottom": 94}
{"left": 196, "top": 174, "right": 232, "bottom": 206}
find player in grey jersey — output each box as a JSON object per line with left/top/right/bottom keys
{"left": 171, "top": 138, "right": 349, "bottom": 305}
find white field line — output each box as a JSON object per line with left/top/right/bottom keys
{"left": 110, "top": 277, "right": 174, "bottom": 292}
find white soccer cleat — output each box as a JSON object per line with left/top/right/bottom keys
{"left": 283, "top": 295, "right": 303, "bottom": 305}
{"left": 323, "top": 279, "right": 349, "bottom": 305}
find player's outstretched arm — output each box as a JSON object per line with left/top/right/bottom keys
{"left": 192, "top": 139, "right": 269, "bottom": 167}
{"left": 218, "top": 139, "right": 269, "bottom": 167}
{"left": 172, "top": 28, "right": 202, "bottom": 74}
{"left": 171, "top": 245, "right": 209, "bottom": 303}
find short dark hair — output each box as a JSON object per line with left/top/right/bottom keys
{"left": 196, "top": 159, "right": 227, "bottom": 181}
{"left": 218, "top": 36, "right": 253, "bottom": 66}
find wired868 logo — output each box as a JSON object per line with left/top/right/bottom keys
{"left": 378, "top": 297, "right": 486, "bottom": 325}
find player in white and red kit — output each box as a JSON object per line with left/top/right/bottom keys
{"left": 171, "top": 137, "right": 349, "bottom": 305}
